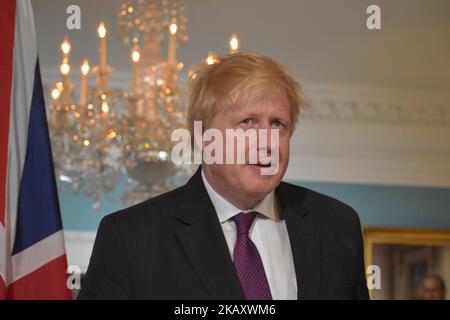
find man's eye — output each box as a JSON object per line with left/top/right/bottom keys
{"left": 240, "top": 118, "right": 254, "bottom": 125}
{"left": 272, "top": 120, "right": 285, "bottom": 128}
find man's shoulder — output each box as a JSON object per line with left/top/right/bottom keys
{"left": 99, "top": 183, "right": 187, "bottom": 230}
{"left": 278, "top": 181, "right": 359, "bottom": 224}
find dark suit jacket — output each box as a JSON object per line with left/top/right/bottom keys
{"left": 78, "top": 167, "right": 369, "bottom": 300}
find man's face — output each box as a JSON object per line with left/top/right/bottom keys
{"left": 422, "top": 278, "right": 446, "bottom": 300}
{"left": 202, "top": 86, "right": 292, "bottom": 207}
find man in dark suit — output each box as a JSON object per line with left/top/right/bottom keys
{"left": 78, "top": 53, "right": 369, "bottom": 300}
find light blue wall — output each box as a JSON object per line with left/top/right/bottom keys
{"left": 59, "top": 178, "right": 450, "bottom": 232}
{"left": 58, "top": 176, "right": 128, "bottom": 232}
{"left": 290, "top": 181, "right": 450, "bottom": 230}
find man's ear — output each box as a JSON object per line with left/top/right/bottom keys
{"left": 193, "top": 120, "right": 204, "bottom": 152}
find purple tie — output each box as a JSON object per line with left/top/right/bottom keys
{"left": 232, "top": 212, "right": 272, "bottom": 300}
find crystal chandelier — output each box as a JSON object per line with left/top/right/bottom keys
{"left": 48, "top": 0, "right": 240, "bottom": 210}
{"left": 118, "top": 0, "right": 189, "bottom": 205}
{"left": 49, "top": 32, "right": 124, "bottom": 212}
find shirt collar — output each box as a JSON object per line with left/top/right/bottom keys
{"left": 201, "top": 168, "right": 278, "bottom": 223}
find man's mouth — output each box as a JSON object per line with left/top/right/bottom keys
{"left": 248, "top": 163, "right": 272, "bottom": 168}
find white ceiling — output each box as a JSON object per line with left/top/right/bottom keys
{"left": 32, "top": 0, "right": 450, "bottom": 92}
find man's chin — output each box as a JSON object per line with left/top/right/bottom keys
{"left": 242, "top": 165, "right": 281, "bottom": 194}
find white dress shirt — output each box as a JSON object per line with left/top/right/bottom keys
{"left": 201, "top": 169, "right": 298, "bottom": 300}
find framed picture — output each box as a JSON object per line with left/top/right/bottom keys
{"left": 363, "top": 227, "right": 450, "bottom": 300}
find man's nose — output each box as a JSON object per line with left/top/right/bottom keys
{"left": 257, "top": 123, "right": 274, "bottom": 151}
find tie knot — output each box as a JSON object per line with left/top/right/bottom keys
{"left": 233, "top": 212, "right": 259, "bottom": 235}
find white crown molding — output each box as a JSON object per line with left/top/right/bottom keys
{"left": 285, "top": 82, "right": 450, "bottom": 187}
{"left": 300, "top": 82, "right": 450, "bottom": 128}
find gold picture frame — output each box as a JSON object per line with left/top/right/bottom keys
{"left": 363, "top": 227, "right": 450, "bottom": 299}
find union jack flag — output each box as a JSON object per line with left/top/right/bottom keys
{"left": 0, "top": 0, "right": 71, "bottom": 299}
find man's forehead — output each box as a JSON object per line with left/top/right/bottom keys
{"left": 241, "top": 85, "right": 288, "bottom": 104}
{"left": 229, "top": 88, "right": 289, "bottom": 113}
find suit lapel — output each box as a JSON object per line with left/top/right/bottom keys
{"left": 175, "top": 168, "right": 244, "bottom": 299}
{"left": 174, "top": 169, "right": 322, "bottom": 300}
{"left": 276, "top": 183, "right": 322, "bottom": 299}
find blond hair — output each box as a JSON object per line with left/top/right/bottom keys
{"left": 187, "top": 53, "right": 304, "bottom": 138}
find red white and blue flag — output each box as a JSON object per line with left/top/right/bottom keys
{"left": 0, "top": 0, "right": 71, "bottom": 299}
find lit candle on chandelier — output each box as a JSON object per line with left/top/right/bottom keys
{"left": 131, "top": 44, "right": 140, "bottom": 96}
{"left": 97, "top": 21, "right": 107, "bottom": 69}
{"left": 60, "top": 37, "right": 71, "bottom": 84}
{"left": 80, "top": 58, "right": 90, "bottom": 107}
{"left": 229, "top": 33, "right": 240, "bottom": 54}
{"left": 205, "top": 52, "right": 217, "bottom": 65}
{"left": 168, "top": 22, "right": 177, "bottom": 65}
{"left": 61, "top": 37, "right": 71, "bottom": 59}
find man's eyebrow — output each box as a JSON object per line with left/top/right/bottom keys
{"left": 232, "top": 111, "right": 291, "bottom": 122}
